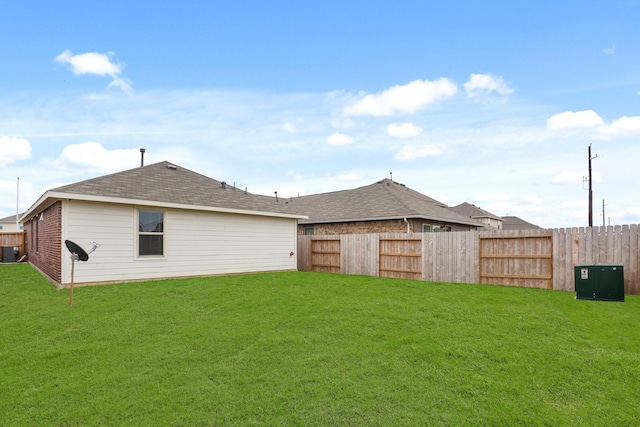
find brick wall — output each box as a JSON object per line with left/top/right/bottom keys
{"left": 24, "top": 201, "right": 62, "bottom": 283}
{"left": 298, "top": 219, "right": 479, "bottom": 235}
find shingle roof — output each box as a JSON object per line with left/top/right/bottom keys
{"left": 289, "top": 178, "right": 482, "bottom": 226}
{"left": 38, "top": 161, "right": 302, "bottom": 217}
{"left": 0, "top": 213, "right": 22, "bottom": 222}
{"left": 450, "top": 202, "right": 502, "bottom": 221}
{"left": 501, "top": 216, "right": 543, "bottom": 230}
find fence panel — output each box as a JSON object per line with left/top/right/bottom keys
{"left": 342, "top": 234, "right": 378, "bottom": 276}
{"left": 423, "top": 231, "right": 478, "bottom": 284}
{"left": 378, "top": 234, "right": 422, "bottom": 280}
{"left": 479, "top": 230, "right": 553, "bottom": 289}
{"left": 297, "top": 235, "right": 311, "bottom": 271}
{"left": 310, "top": 237, "right": 340, "bottom": 273}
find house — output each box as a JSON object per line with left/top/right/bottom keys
{"left": 0, "top": 213, "right": 23, "bottom": 233}
{"left": 290, "top": 178, "right": 484, "bottom": 235}
{"left": 449, "top": 202, "right": 503, "bottom": 229}
{"left": 501, "top": 215, "right": 543, "bottom": 230}
{"left": 20, "top": 161, "right": 305, "bottom": 286}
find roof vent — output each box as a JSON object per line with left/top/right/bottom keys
{"left": 167, "top": 164, "right": 177, "bottom": 170}
{"left": 221, "top": 181, "right": 227, "bottom": 189}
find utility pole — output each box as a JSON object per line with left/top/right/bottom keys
{"left": 587, "top": 144, "right": 597, "bottom": 227}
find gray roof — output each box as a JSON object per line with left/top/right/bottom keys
{"left": 0, "top": 213, "right": 22, "bottom": 222}
{"left": 450, "top": 202, "right": 502, "bottom": 221}
{"left": 289, "top": 178, "right": 482, "bottom": 227}
{"left": 501, "top": 216, "right": 543, "bottom": 230}
{"left": 28, "top": 161, "right": 303, "bottom": 218}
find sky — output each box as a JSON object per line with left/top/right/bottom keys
{"left": 1, "top": 0, "right": 639, "bottom": 228}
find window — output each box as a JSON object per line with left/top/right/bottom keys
{"left": 422, "top": 224, "right": 431, "bottom": 233}
{"left": 138, "top": 210, "right": 164, "bottom": 256}
{"left": 304, "top": 226, "right": 314, "bottom": 235}
{"left": 433, "top": 225, "right": 441, "bottom": 232}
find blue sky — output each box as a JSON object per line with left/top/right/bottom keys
{"left": 1, "top": 0, "right": 639, "bottom": 228}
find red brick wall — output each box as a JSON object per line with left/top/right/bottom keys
{"left": 298, "top": 219, "right": 478, "bottom": 235}
{"left": 24, "top": 202, "right": 63, "bottom": 284}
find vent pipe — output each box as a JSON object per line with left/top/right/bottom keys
{"left": 140, "top": 148, "right": 146, "bottom": 167}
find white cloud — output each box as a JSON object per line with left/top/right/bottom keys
{"left": 623, "top": 206, "right": 640, "bottom": 218}
{"left": 522, "top": 195, "right": 542, "bottom": 204}
{"left": 473, "top": 193, "right": 510, "bottom": 202}
{"left": 0, "top": 136, "right": 31, "bottom": 167}
{"left": 552, "top": 170, "right": 602, "bottom": 184}
{"left": 343, "top": 78, "right": 458, "bottom": 116}
{"left": 282, "top": 122, "right": 297, "bottom": 133}
{"left": 55, "top": 50, "right": 132, "bottom": 93}
{"left": 464, "top": 73, "right": 514, "bottom": 98}
{"left": 394, "top": 144, "right": 441, "bottom": 161}
{"left": 327, "top": 133, "right": 354, "bottom": 146}
{"left": 602, "top": 46, "right": 616, "bottom": 55}
{"left": 387, "top": 122, "right": 422, "bottom": 138}
{"left": 559, "top": 200, "right": 586, "bottom": 209}
{"left": 552, "top": 171, "right": 583, "bottom": 184}
{"left": 598, "top": 116, "right": 640, "bottom": 138}
{"left": 338, "top": 173, "right": 360, "bottom": 181}
{"left": 331, "top": 117, "right": 355, "bottom": 129}
{"left": 286, "top": 170, "right": 303, "bottom": 180}
{"left": 107, "top": 77, "right": 133, "bottom": 94}
{"left": 53, "top": 142, "right": 143, "bottom": 173}
{"left": 547, "top": 110, "right": 603, "bottom": 130}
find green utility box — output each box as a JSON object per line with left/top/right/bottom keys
{"left": 574, "top": 264, "right": 624, "bottom": 302}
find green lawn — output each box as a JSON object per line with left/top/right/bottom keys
{"left": 1, "top": 264, "right": 639, "bottom": 426}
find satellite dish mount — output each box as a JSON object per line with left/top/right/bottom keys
{"left": 64, "top": 240, "right": 101, "bottom": 306}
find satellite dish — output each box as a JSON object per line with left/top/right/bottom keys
{"left": 65, "top": 240, "right": 89, "bottom": 261}
{"left": 63, "top": 240, "right": 101, "bottom": 306}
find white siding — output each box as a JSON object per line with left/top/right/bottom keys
{"left": 62, "top": 200, "right": 298, "bottom": 284}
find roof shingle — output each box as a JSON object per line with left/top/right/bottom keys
{"left": 49, "top": 161, "right": 299, "bottom": 215}
{"left": 289, "top": 178, "right": 482, "bottom": 226}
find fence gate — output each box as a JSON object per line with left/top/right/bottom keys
{"left": 379, "top": 237, "right": 422, "bottom": 280}
{"left": 310, "top": 238, "right": 341, "bottom": 273}
{"left": 479, "top": 233, "right": 553, "bottom": 289}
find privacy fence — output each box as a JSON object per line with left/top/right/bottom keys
{"left": 0, "top": 232, "right": 25, "bottom": 262}
{"left": 297, "top": 225, "right": 640, "bottom": 295}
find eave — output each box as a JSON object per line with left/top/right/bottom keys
{"left": 20, "top": 191, "right": 308, "bottom": 222}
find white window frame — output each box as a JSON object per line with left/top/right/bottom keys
{"left": 136, "top": 209, "right": 165, "bottom": 258}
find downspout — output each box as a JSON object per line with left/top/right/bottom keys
{"left": 404, "top": 217, "right": 410, "bottom": 234}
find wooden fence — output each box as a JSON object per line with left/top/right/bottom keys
{"left": 297, "top": 225, "right": 640, "bottom": 295}
{"left": 0, "top": 232, "right": 26, "bottom": 262}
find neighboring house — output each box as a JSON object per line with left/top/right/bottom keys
{"left": 449, "top": 202, "right": 503, "bottom": 230}
{"left": 501, "top": 215, "right": 543, "bottom": 230}
{"left": 290, "top": 178, "right": 483, "bottom": 235}
{"left": 0, "top": 213, "right": 24, "bottom": 233}
{"left": 20, "top": 161, "right": 305, "bottom": 286}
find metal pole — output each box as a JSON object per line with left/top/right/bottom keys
{"left": 16, "top": 177, "right": 19, "bottom": 229}
{"left": 69, "top": 257, "right": 75, "bottom": 306}
{"left": 588, "top": 145, "right": 593, "bottom": 227}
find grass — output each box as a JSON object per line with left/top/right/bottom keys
{"left": 1, "top": 264, "right": 639, "bottom": 426}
